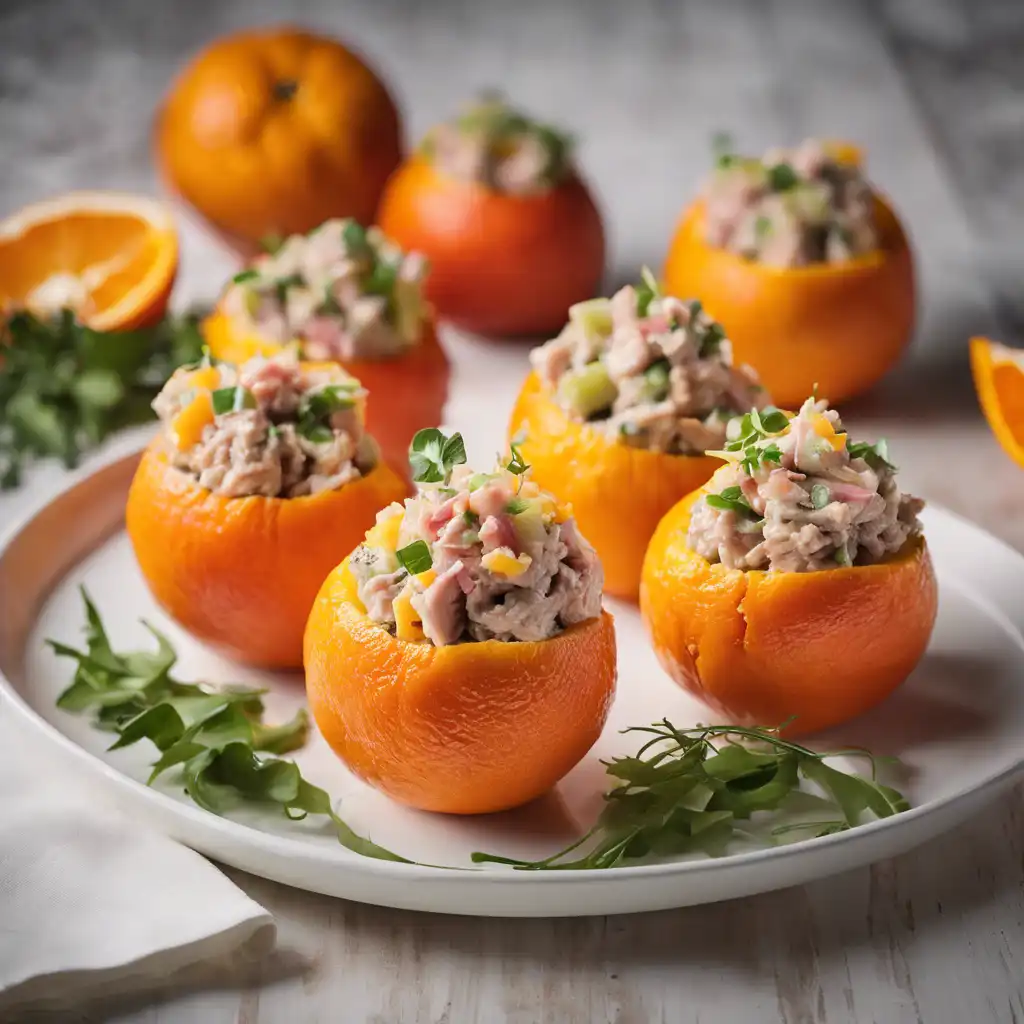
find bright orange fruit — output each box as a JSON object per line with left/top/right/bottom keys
{"left": 0, "top": 192, "right": 178, "bottom": 330}
{"left": 971, "top": 336, "right": 1024, "bottom": 469}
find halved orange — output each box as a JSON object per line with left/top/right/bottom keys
{"left": 0, "top": 192, "right": 178, "bottom": 331}
{"left": 971, "top": 337, "right": 1024, "bottom": 469}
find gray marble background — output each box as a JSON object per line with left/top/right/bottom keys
{"left": 3, "top": 1, "right": 1024, "bottom": 1021}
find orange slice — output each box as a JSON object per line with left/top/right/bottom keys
{"left": 971, "top": 337, "right": 1024, "bottom": 469}
{"left": 0, "top": 192, "right": 178, "bottom": 331}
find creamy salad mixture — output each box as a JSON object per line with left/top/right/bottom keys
{"left": 529, "top": 275, "right": 766, "bottom": 454}
{"left": 153, "top": 350, "right": 377, "bottom": 499}
{"left": 688, "top": 398, "right": 923, "bottom": 572}
{"left": 221, "top": 219, "right": 428, "bottom": 361}
{"left": 423, "top": 95, "right": 573, "bottom": 195}
{"left": 703, "top": 138, "right": 879, "bottom": 267}
{"left": 350, "top": 431, "right": 603, "bottom": 646}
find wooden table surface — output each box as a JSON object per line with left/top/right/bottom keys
{"left": 2, "top": 0, "right": 1024, "bottom": 1021}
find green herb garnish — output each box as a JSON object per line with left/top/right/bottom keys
{"left": 462, "top": 509, "right": 480, "bottom": 527}
{"left": 409, "top": 428, "right": 467, "bottom": 484}
{"left": 506, "top": 441, "right": 530, "bottom": 477}
{"left": 505, "top": 496, "right": 531, "bottom": 515}
{"left": 232, "top": 268, "right": 260, "bottom": 285}
{"left": 643, "top": 359, "right": 671, "bottom": 400}
{"left": 810, "top": 483, "right": 830, "bottom": 509}
{"left": 211, "top": 386, "right": 257, "bottom": 415}
{"left": 0, "top": 309, "right": 205, "bottom": 489}
{"left": 51, "top": 589, "right": 407, "bottom": 863}
{"left": 472, "top": 719, "right": 908, "bottom": 870}
{"left": 704, "top": 485, "right": 756, "bottom": 517}
{"left": 396, "top": 540, "right": 432, "bottom": 575}
{"left": 712, "top": 131, "right": 736, "bottom": 169}
{"left": 835, "top": 546, "right": 852, "bottom": 567}
{"left": 341, "top": 220, "right": 368, "bottom": 252}
{"left": 847, "top": 439, "right": 895, "bottom": 471}
{"left": 296, "top": 384, "right": 357, "bottom": 441}
{"left": 698, "top": 321, "right": 726, "bottom": 358}
{"left": 767, "top": 162, "right": 799, "bottom": 191}
{"left": 635, "top": 266, "right": 661, "bottom": 318}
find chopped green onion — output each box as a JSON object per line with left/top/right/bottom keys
{"left": 835, "top": 546, "right": 852, "bottom": 567}
{"left": 342, "top": 220, "right": 368, "bottom": 252}
{"left": 643, "top": 359, "right": 671, "bottom": 400}
{"left": 810, "top": 483, "right": 830, "bottom": 509}
{"left": 232, "top": 268, "right": 259, "bottom": 285}
{"left": 396, "top": 540, "right": 432, "bottom": 575}
{"left": 505, "top": 496, "right": 531, "bottom": 515}
{"left": 211, "top": 386, "right": 256, "bottom": 415}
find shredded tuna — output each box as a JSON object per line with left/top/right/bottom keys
{"left": 350, "top": 462, "right": 603, "bottom": 646}
{"left": 153, "top": 349, "right": 376, "bottom": 499}
{"left": 220, "top": 219, "right": 428, "bottom": 362}
{"left": 703, "top": 139, "right": 879, "bottom": 267}
{"left": 687, "top": 397, "right": 924, "bottom": 572}
{"left": 528, "top": 279, "right": 767, "bottom": 454}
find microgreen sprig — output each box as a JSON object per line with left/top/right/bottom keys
{"left": 409, "top": 428, "right": 467, "bottom": 484}
{"left": 50, "top": 590, "right": 407, "bottom": 864}
{"left": 847, "top": 438, "right": 896, "bottom": 471}
{"left": 635, "top": 266, "right": 661, "bottom": 318}
{"left": 472, "top": 719, "right": 908, "bottom": 870}
{"left": 506, "top": 441, "right": 530, "bottom": 477}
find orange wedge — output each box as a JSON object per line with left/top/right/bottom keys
{"left": 0, "top": 192, "right": 178, "bottom": 331}
{"left": 971, "top": 337, "right": 1024, "bottom": 469}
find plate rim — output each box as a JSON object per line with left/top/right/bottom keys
{"left": 3, "top": 445, "right": 1024, "bottom": 896}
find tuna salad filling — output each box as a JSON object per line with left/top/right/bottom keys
{"left": 350, "top": 429, "right": 603, "bottom": 646}
{"left": 703, "top": 138, "right": 879, "bottom": 267}
{"left": 688, "top": 397, "right": 923, "bottom": 572}
{"left": 221, "top": 219, "right": 428, "bottom": 362}
{"left": 153, "top": 350, "right": 377, "bottom": 499}
{"left": 423, "top": 94, "right": 572, "bottom": 195}
{"left": 528, "top": 274, "right": 766, "bottom": 454}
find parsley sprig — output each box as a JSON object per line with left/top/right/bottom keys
{"left": 722, "top": 406, "right": 789, "bottom": 475}
{"left": 50, "top": 590, "right": 407, "bottom": 863}
{"left": 410, "top": 428, "right": 467, "bottom": 484}
{"left": 472, "top": 720, "right": 908, "bottom": 870}
{"left": 0, "top": 309, "right": 205, "bottom": 489}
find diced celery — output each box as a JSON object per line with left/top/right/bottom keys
{"left": 511, "top": 500, "right": 548, "bottom": 546}
{"left": 557, "top": 361, "right": 618, "bottom": 419}
{"left": 568, "top": 298, "right": 613, "bottom": 341}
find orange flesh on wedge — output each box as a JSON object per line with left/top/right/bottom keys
{"left": 0, "top": 192, "right": 178, "bottom": 330}
{"left": 971, "top": 337, "right": 1024, "bottom": 467}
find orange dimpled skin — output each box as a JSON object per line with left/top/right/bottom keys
{"left": 378, "top": 157, "right": 605, "bottom": 337}
{"left": 203, "top": 310, "right": 450, "bottom": 477}
{"left": 663, "top": 196, "right": 915, "bottom": 407}
{"left": 509, "top": 372, "right": 720, "bottom": 600}
{"left": 304, "top": 560, "right": 617, "bottom": 814}
{"left": 126, "top": 441, "right": 408, "bottom": 668}
{"left": 640, "top": 493, "right": 938, "bottom": 735}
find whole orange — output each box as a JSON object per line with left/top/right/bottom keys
{"left": 155, "top": 27, "right": 402, "bottom": 253}
{"left": 378, "top": 156, "right": 605, "bottom": 337}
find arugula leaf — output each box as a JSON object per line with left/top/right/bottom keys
{"left": 472, "top": 719, "right": 909, "bottom": 870}
{"left": 50, "top": 590, "right": 407, "bottom": 864}
{"left": 0, "top": 309, "right": 205, "bottom": 488}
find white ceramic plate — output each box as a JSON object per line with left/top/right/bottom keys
{"left": 1, "top": 450, "right": 1022, "bottom": 917}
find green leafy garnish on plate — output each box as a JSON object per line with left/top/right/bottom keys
{"left": 50, "top": 589, "right": 407, "bottom": 864}
{"left": 472, "top": 720, "right": 908, "bottom": 870}
{"left": 0, "top": 309, "right": 205, "bottom": 489}
{"left": 409, "top": 428, "right": 467, "bottom": 484}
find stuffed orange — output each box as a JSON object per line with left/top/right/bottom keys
{"left": 509, "top": 275, "right": 768, "bottom": 600}
{"left": 0, "top": 192, "right": 177, "bottom": 331}
{"left": 971, "top": 336, "right": 1024, "bottom": 469}
{"left": 663, "top": 139, "right": 915, "bottom": 407}
{"left": 378, "top": 95, "right": 604, "bottom": 337}
{"left": 126, "top": 351, "right": 407, "bottom": 668}
{"left": 155, "top": 27, "right": 402, "bottom": 255}
{"left": 203, "top": 219, "right": 448, "bottom": 475}
{"left": 640, "top": 397, "right": 937, "bottom": 735}
{"left": 304, "top": 433, "right": 617, "bottom": 814}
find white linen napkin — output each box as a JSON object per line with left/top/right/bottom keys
{"left": 0, "top": 704, "right": 276, "bottom": 1014}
